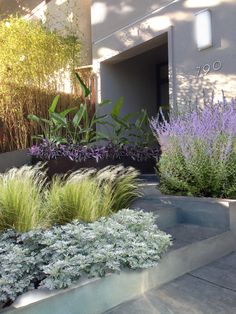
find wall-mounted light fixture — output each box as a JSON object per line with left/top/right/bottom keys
{"left": 195, "top": 9, "right": 212, "bottom": 51}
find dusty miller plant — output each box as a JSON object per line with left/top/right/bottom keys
{"left": 0, "top": 210, "right": 171, "bottom": 306}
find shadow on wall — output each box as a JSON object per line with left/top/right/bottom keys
{"left": 92, "top": 0, "right": 175, "bottom": 41}
{"left": 173, "top": 70, "right": 236, "bottom": 113}
{"left": 92, "top": 0, "right": 236, "bottom": 114}
{"left": 91, "top": 0, "right": 234, "bottom": 46}
{"left": 94, "top": 13, "right": 171, "bottom": 60}
{"left": 92, "top": 1, "right": 208, "bottom": 61}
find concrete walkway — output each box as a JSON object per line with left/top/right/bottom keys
{"left": 106, "top": 252, "right": 236, "bottom": 314}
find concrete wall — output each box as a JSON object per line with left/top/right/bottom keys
{"left": 92, "top": 0, "right": 236, "bottom": 111}
{"left": 91, "top": 0, "right": 174, "bottom": 43}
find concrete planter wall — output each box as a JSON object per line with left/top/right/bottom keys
{"left": 0, "top": 149, "right": 30, "bottom": 173}
{"left": 31, "top": 156, "right": 157, "bottom": 179}
{"left": 132, "top": 184, "right": 235, "bottom": 230}
{"left": 2, "top": 193, "right": 236, "bottom": 314}
{"left": 164, "top": 195, "right": 231, "bottom": 229}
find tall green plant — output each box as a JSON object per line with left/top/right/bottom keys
{"left": 109, "top": 98, "right": 154, "bottom": 146}
{"left": 0, "top": 16, "right": 80, "bottom": 152}
{"left": 28, "top": 71, "right": 155, "bottom": 146}
{"left": 109, "top": 97, "right": 133, "bottom": 145}
{"left": 28, "top": 73, "right": 110, "bottom": 145}
{"left": 0, "top": 16, "right": 80, "bottom": 88}
{"left": 68, "top": 73, "right": 111, "bottom": 144}
{"left": 28, "top": 95, "right": 77, "bottom": 144}
{"left": 132, "top": 109, "right": 155, "bottom": 146}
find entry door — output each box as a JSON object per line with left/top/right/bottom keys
{"left": 156, "top": 63, "right": 169, "bottom": 120}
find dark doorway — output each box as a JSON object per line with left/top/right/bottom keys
{"left": 156, "top": 62, "right": 169, "bottom": 119}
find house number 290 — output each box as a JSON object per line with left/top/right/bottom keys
{"left": 196, "top": 60, "right": 222, "bottom": 77}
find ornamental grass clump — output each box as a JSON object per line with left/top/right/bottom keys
{"left": 150, "top": 96, "right": 236, "bottom": 198}
{"left": 46, "top": 166, "right": 140, "bottom": 224}
{"left": 46, "top": 177, "right": 113, "bottom": 224}
{"left": 95, "top": 166, "right": 141, "bottom": 212}
{"left": 0, "top": 165, "right": 47, "bottom": 232}
{"left": 0, "top": 164, "right": 140, "bottom": 231}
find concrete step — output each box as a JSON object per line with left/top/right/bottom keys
{"left": 164, "top": 223, "right": 225, "bottom": 251}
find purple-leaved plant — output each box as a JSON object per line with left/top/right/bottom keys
{"left": 29, "top": 140, "right": 160, "bottom": 162}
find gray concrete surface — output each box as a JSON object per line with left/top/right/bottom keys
{"left": 0, "top": 149, "right": 31, "bottom": 173}
{"left": 133, "top": 183, "right": 231, "bottom": 230}
{"left": 165, "top": 224, "right": 224, "bottom": 250}
{"left": 106, "top": 252, "right": 236, "bottom": 314}
{"left": 131, "top": 184, "right": 180, "bottom": 229}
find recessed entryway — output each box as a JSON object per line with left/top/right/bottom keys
{"left": 100, "top": 32, "right": 169, "bottom": 119}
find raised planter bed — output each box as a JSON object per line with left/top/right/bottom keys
{"left": 2, "top": 184, "right": 236, "bottom": 314}
{"left": 29, "top": 142, "right": 160, "bottom": 178}
{"left": 132, "top": 183, "right": 232, "bottom": 230}
{"left": 31, "top": 156, "right": 157, "bottom": 179}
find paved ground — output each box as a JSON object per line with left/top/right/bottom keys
{"left": 106, "top": 252, "right": 236, "bottom": 314}
{"left": 164, "top": 223, "right": 224, "bottom": 250}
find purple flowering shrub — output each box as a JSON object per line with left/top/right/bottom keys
{"left": 29, "top": 141, "right": 159, "bottom": 163}
{"left": 150, "top": 96, "right": 236, "bottom": 198}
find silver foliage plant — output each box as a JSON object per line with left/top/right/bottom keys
{"left": 0, "top": 210, "right": 171, "bottom": 305}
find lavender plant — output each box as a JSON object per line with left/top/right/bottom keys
{"left": 150, "top": 95, "right": 236, "bottom": 198}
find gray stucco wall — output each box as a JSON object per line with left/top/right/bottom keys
{"left": 91, "top": 0, "right": 174, "bottom": 43}
{"left": 92, "top": 0, "right": 236, "bottom": 112}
